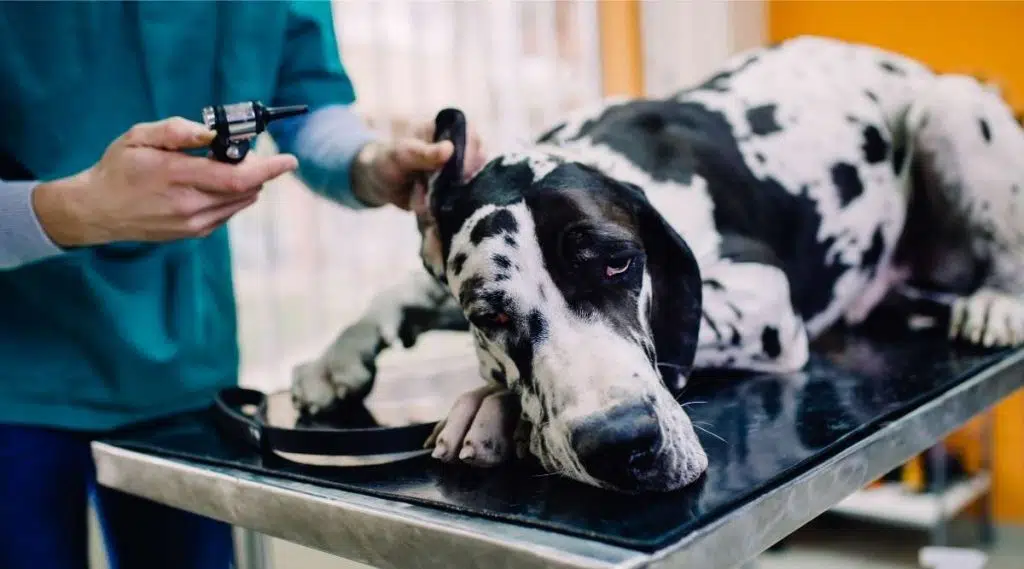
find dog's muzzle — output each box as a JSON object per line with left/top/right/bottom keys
{"left": 571, "top": 401, "right": 663, "bottom": 490}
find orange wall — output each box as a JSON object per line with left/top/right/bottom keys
{"left": 769, "top": 0, "right": 1024, "bottom": 524}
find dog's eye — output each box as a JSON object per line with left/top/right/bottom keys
{"left": 602, "top": 253, "right": 641, "bottom": 283}
{"left": 605, "top": 258, "right": 631, "bottom": 277}
{"left": 471, "top": 311, "right": 510, "bottom": 329}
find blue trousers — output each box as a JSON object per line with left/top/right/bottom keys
{"left": 0, "top": 423, "right": 235, "bottom": 569}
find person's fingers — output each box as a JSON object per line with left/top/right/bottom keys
{"left": 394, "top": 139, "right": 453, "bottom": 171}
{"left": 121, "top": 117, "right": 216, "bottom": 150}
{"left": 187, "top": 192, "right": 261, "bottom": 236}
{"left": 167, "top": 153, "right": 298, "bottom": 193}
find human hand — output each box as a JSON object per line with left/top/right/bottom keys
{"left": 33, "top": 117, "right": 298, "bottom": 247}
{"left": 350, "top": 119, "right": 487, "bottom": 212}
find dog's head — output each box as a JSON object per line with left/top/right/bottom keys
{"left": 419, "top": 109, "right": 708, "bottom": 492}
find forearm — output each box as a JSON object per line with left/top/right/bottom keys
{"left": 269, "top": 104, "right": 380, "bottom": 210}
{"left": 0, "top": 180, "right": 67, "bottom": 270}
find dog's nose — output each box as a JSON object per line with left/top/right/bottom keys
{"left": 571, "top": 402, "right": 662, "bottom": 488}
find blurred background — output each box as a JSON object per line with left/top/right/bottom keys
{"left": 153, "top": 1, "right": 1024, "bottom": 568}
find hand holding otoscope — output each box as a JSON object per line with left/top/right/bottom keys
{"left": 30, "top": 102, "right": 302, "bottom": 248}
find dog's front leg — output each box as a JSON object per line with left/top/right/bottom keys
{"left": 693, "top": 258, "right": 810, "bottom": 376}
{"left": 291, "top": 269, "right": 467, "bottom": 414}
{"left": 424, "top": 384, "right": 524, "bottom": 467}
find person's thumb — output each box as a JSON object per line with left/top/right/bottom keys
{"left": 121, "top": 117, "right": 216, "bottom": 151}
{"left": 396, "top": 139, "right": 453, "bottom": 171}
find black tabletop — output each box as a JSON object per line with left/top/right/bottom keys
{"left": 101, "top": 314, "right": 1013, "bottom": 553}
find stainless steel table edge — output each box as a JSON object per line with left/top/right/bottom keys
{"left": 631, "top": 348, "right": 1024, "bottom": 569}
{"left": 92, "top": 442, "right": 644, "bottom": 569}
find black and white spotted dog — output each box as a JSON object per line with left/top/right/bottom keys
{"left": 293, "top": 36, "right": 1024, "bottom": 493}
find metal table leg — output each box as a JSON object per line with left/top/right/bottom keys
{"left": 929, "top": 444, "right": 948, "bottom": 547}
{"left": 978, "top": 411, "right": 996, "bottom": 547}
{"left": 237, "top": 528, "right": 272, "bottom": 569}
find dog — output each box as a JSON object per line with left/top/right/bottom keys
{"left": 292, "top": 36, "right": 1024, "bottom": 493}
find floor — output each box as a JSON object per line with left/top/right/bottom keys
{"left": 87, "top": 510, "right": 1024, "bottom": 569}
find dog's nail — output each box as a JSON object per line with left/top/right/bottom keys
{"left": 459, "top": 443, "right": 476, "bottom": 461}
{"left": 432, "top": 441, "right": 447, "bottom": 459}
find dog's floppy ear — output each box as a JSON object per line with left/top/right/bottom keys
{"left": 431, "top": 108, "right": 468, "bottom": 190}
{"left": 417, "top": 108, "right": 469, "bottom": 284}
{"left": 621, "top": 182, "right": 703, "bottom": 389}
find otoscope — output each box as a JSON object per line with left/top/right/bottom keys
{"left": 202, "top": 101, "right": 309, "bottom": 164}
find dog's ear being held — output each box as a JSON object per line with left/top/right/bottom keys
{"left": 432, "top": 108, "right": 468, "bottom": 187}
{"left": 417, "top": 108, "right": 470, "bottom": 285}
{"left": 623, "top": 182, "right": 703, "bottom": 389}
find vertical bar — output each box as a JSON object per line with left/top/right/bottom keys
{"left": 979, "top": 410, "right": 995, "bottom": 546}
{"left": 238, "top": 528, "right": 272, "bottom": 569}
{"left": 929, "top": 444, "right": 949, "bottom": 547}
{"left": 597, "top": 0, "right": 644, "bottom": 97}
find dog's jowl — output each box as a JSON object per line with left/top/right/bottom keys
{"left": 294, "top": 36, "right": 1024, "bottom": 492}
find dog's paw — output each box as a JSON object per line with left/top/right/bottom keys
{"left": 950, "top": 289, "right": 1024, "bottom": 347}
{"left": 290, "top": 321, "right": 381, "bottom": 414}
{"left": 424, "top": 385, "right": 521, "bottom": 467}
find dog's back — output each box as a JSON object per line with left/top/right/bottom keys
{"left": 531, "top": 36, "right": 935, "bottom": 334}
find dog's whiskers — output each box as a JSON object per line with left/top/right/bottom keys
{"left": 693, "top": 423, "right": 726, "bottom": 443}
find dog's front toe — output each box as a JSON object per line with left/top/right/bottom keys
{"left": 950, "top": 289, "right": 1024, "bottom": 347}
{"left": 427, "top": 385, "right": 521, "bottom": 467}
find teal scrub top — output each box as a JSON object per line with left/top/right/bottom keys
{"left": 0, "top": 1, "right": 358, "bottom": 430}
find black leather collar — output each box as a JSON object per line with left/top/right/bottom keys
{"left": 214, "top": 387, "right": 439, "bottom": 458}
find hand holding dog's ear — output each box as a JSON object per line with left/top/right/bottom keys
{"left": 351, "top": 119, "right": 486, "bottom": 211}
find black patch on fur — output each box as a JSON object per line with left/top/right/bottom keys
{"left": 755, "top": 152, "right": 766, "bottom": 163}
{"left": 508, "top": 334, "right": 536, "bottom": 393}
{"left": 569, "top": 106, "right": 698, "bottom": 186}
{"left": 979, "top": 118, "right": 992, "bottom": 143}
{"left": 862, "top": 227, "right": 886, "bottom": 274}
{"left": 504, "top": 235, "right": 517, "bottom": 247}
{"left": 451, "top": 253, "right": 467, "bottom": 276}
{"left": 491, "top": 368, "right": 507, "bottom": 385}
{"left": 685, "top": 53, "right": 761, "bottom": 93}
{"left": 458, "top": 275, "right": 486, "bottom": 306}
{"left": 471, "top": 209, "right": 519, "bottom": 245}
{"left": 718, "top": 233, "right": 785, "bottom": 271}
{"left": 892, "top": 144, "right": 907, "bottom": 177}
{"left": 861, "top": 125, "right": 888, "bottom": 164}
{"left": 537, "top": 122, "right": 567, "bottom": 143}
{"left": 527, "top": 310, "right": 548, "bottom": 342}
{"left": 864, "top": 90, "right": 879, "bottom": 103}
{"left": 493, "top": 254, "right": 512, "bottom": 270}
{"left": 831, "top": 163, "right": 864, "bottom": 207}
{"left": 746, "top": 104, "right": 782, "bottom": 136}
{"left": 761, "top": 326, "right": 782, "bottom": 359}
{"left": 879, "top": 61, "right": 905, "bottom": 75}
